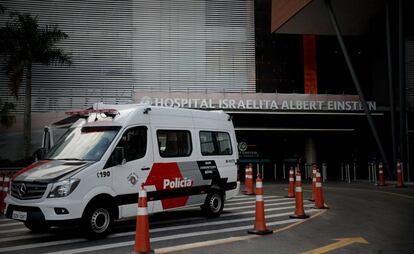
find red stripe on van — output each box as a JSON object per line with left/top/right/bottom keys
{"left": 145, "top": 162, "right": 189, "bottom": 209}
{"left": 11, "top": 160, "right": 49, "bottom": 181}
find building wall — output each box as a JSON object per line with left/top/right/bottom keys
{"left": 0, "top": 0, "right": 255, "bottom": 161}
{"left": 0, "top": 0, "right": 256, "bottom": 114}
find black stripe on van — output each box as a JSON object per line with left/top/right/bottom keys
{"left": 114, "top": 182, "right": 238, "bottom": 206}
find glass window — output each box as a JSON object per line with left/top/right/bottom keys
{"left": 116, "top": 126, "right": 147, "bottom": 162}
{"left": 216, "top": 132, "right": 232, "bottom": 155}
{"left": 46, "top": 126, "right": 121, "bottom": 161}
{"left": 200, "top": 131, "right": 233, "bottom": 156}
{"left": 157, "top": 130, "right": 192, "bottom": 157}
{"left": 199, "top": 131, "right": 216, "bottom": 155}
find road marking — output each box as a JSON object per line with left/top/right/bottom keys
{"left": 109, "top": 206, "right": 317, "bottom": 238}
{"left": 229, "top": 195, "right": 280, "bottom": 201}
{"left": 151, "top": 199, "right": 309, "bottom": 226}
{"left": 0, "top": 232, "right": 53, "bottom": 243}
{"left": 155, "top": 209, "right": 328, "bottom": 254}
{"left": 109, "top": 204, "right": 315, "bottom": 238}
{"left": 0, "top": 200, "right": 315, "bottom": 245}
{"left": 151, "top": 209, "right": 319, "bottom": 233}
{"left": 0, "top": 221, "right": 22, "bottom": 228}
{"left": 45, "top": 219, "right": 301, "bottom": 254}
{"left": 226, "top": 197, "right": 292, "bottom": 206}
{"left": 0, "top": 203, "right": 316, "bottom": 242}
{"left": 0, "top": 238, "right": 86, "bottom": 252}
{"left": 0, "top": 203, "right": 311, "bottom": 243}
{"left": 0, "top": 218, "right": 13, "bottom": 223}
{"left": 301, "top": 237, "right": 369, "bottom": 254}
{"left": 227, "top": 196, "right": 283, "bottom": 203}
{"left": 272, "top": 208, "right": 327, "bottom": 233}
{"left": 225, "top": 200, "right": 297, "bottom": 211}
{"left": 156, "top": 236, "right": 260, "bottom": 254}
{"left": 0, "top": 227, "right": 28, "bottom": 233}
{"left": 141, "top": 210, "right": 319, "bottom": 235}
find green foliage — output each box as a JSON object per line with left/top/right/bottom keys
{"left": 0, "top": 10, "right": 72, "bottom": 157}
{"left": 0, "top": 99, "right": 15, "bottom": 128}
{"left": 0, "top": 12, "right": 72, "bottom": 98}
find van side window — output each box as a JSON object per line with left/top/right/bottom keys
{"left": 157, "top": 130, "right": 192, "bottom": 157}
{"left": 117, "top": 126, "right": 147, "bottom": 162}
{"left": 200, "top": 131, "right": 233, "bottom": 156}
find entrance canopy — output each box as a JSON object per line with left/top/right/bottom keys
{"left": 271, "top": 0, "right": 385, "bottom": 35}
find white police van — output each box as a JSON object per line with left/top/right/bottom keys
{"left": 5, "top": 103, "right": 239, "bottom": 239}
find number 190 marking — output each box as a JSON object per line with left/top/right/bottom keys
{"left": 97, "top": 171, "right": 110, "bottom": 178}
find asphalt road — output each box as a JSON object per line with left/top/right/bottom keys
{"left": 0, "top": 182, "right": 413, "bottom": 254}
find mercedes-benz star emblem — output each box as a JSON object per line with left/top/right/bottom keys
{"left": 18, "top": 183, "right": 27, "bottom": 197}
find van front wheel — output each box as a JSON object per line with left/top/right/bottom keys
{"left": 82, "top": 204, "right": 114, "bottom": 239}
{"left": 202, "top": 191, "right": 224, "bottom": 217}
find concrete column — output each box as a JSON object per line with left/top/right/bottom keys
{"left": 305, "top": 137, "right": 317, "bottom": 176}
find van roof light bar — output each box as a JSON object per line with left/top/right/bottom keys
{"left": 65, "top": 109, "right": 119, "bottom": 119}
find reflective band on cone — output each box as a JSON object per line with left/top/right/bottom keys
{"left": 133, "top": 185, "right": 154, "bottom": 254}
{"left": 290, "top": 170, "right": 309, "bottom": 219}
{"left": 396, "top": 161, "right": 405, "bottom": 188}
{"left": 286, "top": 168, "right": 295, "bottom": 198}
{"left": 248, "top": 174, "right": 273, "bottom": 235}
{"left": 309, "top": 165, "right": 319, "bottom": 202}
{"left": 243, "top": 163, "right": 255, "bottom": 195}
{"left": 137, "top": 207, "right": 148, "bottom": 216}
{"left": 314, "top": 172, "right": 328, "bottom": 209}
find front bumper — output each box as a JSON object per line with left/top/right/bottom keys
{"left": 4, "top": 195, "right": 86, "bottom": 223}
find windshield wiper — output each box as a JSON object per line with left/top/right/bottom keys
{"left": 59, "top": 158, "right": 84, "bottom": 161}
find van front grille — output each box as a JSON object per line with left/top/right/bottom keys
{"left": 11, "top": 182, "right": 48, "bottom": 200}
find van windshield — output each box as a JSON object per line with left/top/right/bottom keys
{"left": 46, "top": 126, "right": 121, "bottom": 161}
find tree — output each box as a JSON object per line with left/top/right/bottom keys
{"left": 0, "top": 12, "right": 71, "bottom": 157}
{"left": 0, "top": 99, "right": 15, "bottom": 128}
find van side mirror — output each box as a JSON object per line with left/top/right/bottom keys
{"left": 33, "top": 147, "right": 47, "bottom": 161}
{"left": 111, "top": 147, "right": 126, "bottom": 166}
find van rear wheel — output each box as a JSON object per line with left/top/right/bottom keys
{"left": 202, "top": 191, "right": 224, "bottom": 217}
{"left": 82, "top": 203, "right": 114, "bottom": 239}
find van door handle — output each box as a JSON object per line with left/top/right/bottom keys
{"left": 141, "top": 167, "right": 150, "bottom": 171}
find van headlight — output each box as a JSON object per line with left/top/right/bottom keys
{"left": 48, "top": 178, "right": 80, "bottom": 198}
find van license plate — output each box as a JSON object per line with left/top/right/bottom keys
{"left": 12, "top": 211, "right": 27, "bottom": 221}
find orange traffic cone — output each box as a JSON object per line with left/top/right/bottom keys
{"left": 248, "top": 174, "right": 273, "bottom": 235}
{"left": 314, "top": 172, "right": 328, "bottom": 209}
{"left": 290, "top": 170, "right": 309, "bottom": 219}
{"left": 396, "top": 161, "right": 405, "bottom": 188}
{"left": 286, "top": 167, "right": 295, "bottom": 198}
{"left": 1, "top": 176, "right": 10, "bottom": 214}
{"left": 133, "top": 184, "right": 154, "bottom": 254}
{"left": 244, "top": 163, "right": 254, "bottom": 195}
{"left": 378, "top": 162, "right": 386, "bottom": 186}
{"left": 0, "top": 175, "right": 4, "bottom": 215}
{"left": 309, "top": 164, "right": 317, "bottom": 201}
